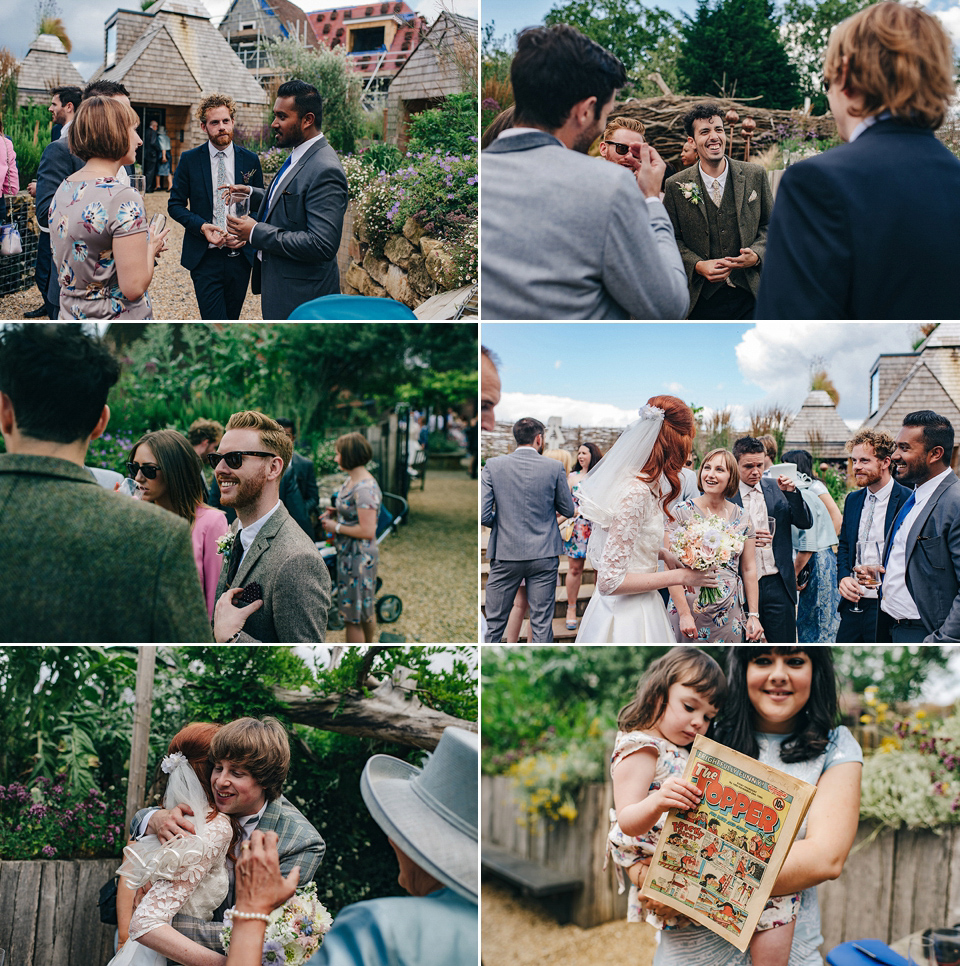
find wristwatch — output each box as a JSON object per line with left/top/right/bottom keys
{"left": 747, "top": 612, "right": 760, "bottom": 618}
{"left": 335, "top": 522, "right": 341, "bottom": 534}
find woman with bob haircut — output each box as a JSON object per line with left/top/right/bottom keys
{"left": 321, "top": 432, "right": 383, "bottom": 643}
{"left": 575, "top": 395, "right": 720, "bottom": 643}
{"left": 667, "top": 447, "right": 764, "bottom": 643}
{"left": 49, "top": 95, "right": 169, "bottom": 319}
{"left": 128, "top": 429, "right": 229, "bottom": 616}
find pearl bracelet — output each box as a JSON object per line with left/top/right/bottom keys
{"left": 227, "top": 907, "right": 271, "bottom": 922}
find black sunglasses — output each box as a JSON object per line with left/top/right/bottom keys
{"left": 603, "top": 139, "right": 640, "bottom": 155}
{"left": 205, "top": 451, "right": 277, "bottom": 470}
{"left": 127, "top": 461, "right": 160, "bottom": 479}
{"left": 821, "top": 77, "right": 831, "bottom": 93}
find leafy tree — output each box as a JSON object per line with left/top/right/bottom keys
{"left": 678, "top": 0, "right": 801, "bottom": 108}
{"left": 544, "top": 0, "right": 684, "bottom": 97}
{"left": 833, "top": 646, "right": 950, "bottom": 705}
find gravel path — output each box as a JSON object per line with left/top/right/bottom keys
{"left": 482, "top": 880, "right": 659, "bottom": 966}
{"left": 0, "top": 190, "right": 263, "bottom": 321}
{"left": 323, "top": 467, "right": 478, "bottom": 644}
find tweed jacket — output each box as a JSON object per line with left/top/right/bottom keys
{"left": 881, "top": 470, "right": 960, "bottom": 642}
{"left": 663, "top": 157, "right": 772, "bottom": 315}
{"left": 0, "top": 453, "right": 212, "bottom": 643}
{"left": 214, "top": 502, "right": 331, "bottom": 642}
{"left": 249, "top": 135, "right": 348, "bottom": 320}
{"left": 481, "top": 447, "right": 576, "bottom": 561}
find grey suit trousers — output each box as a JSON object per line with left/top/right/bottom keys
{"left": 485, "top": 557, "right": 558, "bottom": 643}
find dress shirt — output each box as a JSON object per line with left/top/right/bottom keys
{"left": 208, "top": 140, "right": 235, "bottom": 248}
{"left": 858, "top": 477, "right": 893, "bottom": 599}
{"left": 739, "top": 481, "right": 777, "bottom": 578}
{"left": 237, "top": 499, "right": 282, "bottom": 566}
{"left": 698, "top": 158, "right": 729, "bottom": 199}
{"left": 58, "top": 120, "right": 71, "bottom": 141}
{"left": 848, "top": 111, "right": 891, "bottom": 144}
{"left": 881, "top": 468, "right": 951, "bottom": 619}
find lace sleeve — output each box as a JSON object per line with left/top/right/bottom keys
{"left": 597, "top": 479, "right": 655, "bottom": 596}
{"left": 128, "top": 814, "right": 233, "bottom": 941}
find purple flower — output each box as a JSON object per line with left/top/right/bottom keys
{"left": 42, "top": 845, "right": 57, "bottom": 858}
{"left": 482, "top": 97, "right": 500, "bottom": 111}
{"left": 262, "top": 940, "right": 284, "bottom": 964}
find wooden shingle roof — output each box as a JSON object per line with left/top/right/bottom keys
{"left": 17, "top": 35, "right": 86, "bottom": 97}
{"left": 784, "top": 390, "right": 854, "bottom": 458}
{"left": 388, "top": 10, "right": 477, "bottom": 100}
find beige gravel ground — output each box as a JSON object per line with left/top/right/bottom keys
{"left": 482, "top": 879, "right": 660, "bottom": 966}
{"left": 323, "top": 467, "right": 478, "bottom": 644}
{"left": 0, "top": 190, "right": 263, "bottom": 321}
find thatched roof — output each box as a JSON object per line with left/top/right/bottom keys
{"left": 784, "top": 390, "right": 853, "bottom": 459}
{"left": 17, "top": 35, "right": 86, "bottom": 104}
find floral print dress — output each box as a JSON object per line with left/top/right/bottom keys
{"left": 335, "top": 477, "right": 382, "bottom": 624}
{"left": 562, "top": 481, "right": 592, "bottom": 559}
{"left": 49, "top": 177, "right": 152, "bottom": 319}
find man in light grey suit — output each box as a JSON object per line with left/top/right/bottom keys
{"left": 480, "top": 25, "right": 688, "bottom": 320}
{"left": 211, "top": 410, "right": 331, "bottom": 643}
{"left": 227, "top": 80, "right": 347, "bottom": 320}
{"left": 481, "top": 418, "right": 576, "bottom": 643}
{"left": 876, "top": 411, "right": 960, "bottom": 643}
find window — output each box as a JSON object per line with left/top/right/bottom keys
{"left": 870, "top": 369, "right": 880, "bottom": 415}
{"left": 106, "top": 23, "right": 116, "bottom": 68}
{"left": 239, "top": 20, "right": 256, "bottom": 30}
{"left": 350, "top": 25, "right": 385, "bottom": 52}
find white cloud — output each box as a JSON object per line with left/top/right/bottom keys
{"left": 497, "top": 391, "right": 638, "bottom": 428}
{"left": 666, "top": 381, "right": 685, "bottom": 392}
{"left": 554, "top": 359, "right": 562, "bottom": 369}
{"left": 934, "top": 3, "right": 960, "bottom": 41}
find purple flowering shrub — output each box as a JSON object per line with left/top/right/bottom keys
{"left": 0, "top": 774, "right": 127, "bottom": 860}
{"left": 86, "top": 429, "right": 139, "bottom": 475}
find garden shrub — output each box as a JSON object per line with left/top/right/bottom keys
{"left": 3, "top": 103, "right": 52, "bottom": 185}
{"left": 405, "top": 92, "right": 478, "bottom": 158}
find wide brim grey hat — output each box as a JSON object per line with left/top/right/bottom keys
{"left": 360, "top": 726, "right": 478, "bottom": 904}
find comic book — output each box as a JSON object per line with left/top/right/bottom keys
{"left": 638, "top": 734, "right": 817, "bottom": 952}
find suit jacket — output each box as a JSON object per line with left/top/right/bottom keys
{"left": 144, "top": 127, "right": 161, "bottom": 165}
{"left": 733, "top": 478, "right": 813, "bottom": 603}
{"left": 881, "top": 470, "right": 960, "bottom": 641}
{"left": 480, "top": 131, "right": 689, "bottom": 320}
{"left": 662, "top": 157, "right": 772, "bottom": 316}
{"left": 280, "top": 451, "right": 319, "bottom": 538}
{"left": 481, "top": 447, "right": 575, "bottom": 561}
{"left": 0, "top": 453, "right": 212, "bottom": 642}
{"left": 249, "top": 136, "right": 347, "bottom": 320}
{"left": 756, "top": 120, "right": 960, "bottom": 319}
{"left": 168, "top": 141, "right": 264, "bottom": 270}
{"left": 214, "top": 503, "right": 331, "bottom": 642}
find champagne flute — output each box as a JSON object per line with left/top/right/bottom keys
{"left": 225, "top": 190, "right": 250, "bottom": 258}
{"left": 853, "top": 540, "right": 882, "bottom": 613}
{"left": 909, "top": 935, "right": 935, "bottom": 966}
{"left": 131, "top": 174, "right": 146, "bottom": 196}
{"left": 766, "top": 516, "right": 776, "bottom": 538}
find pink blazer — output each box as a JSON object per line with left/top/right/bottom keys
{"left": 0, "top": 137, "right": 19, "bottom": 197}
{"left": 192, "top": 504, "right": 230, "bottom": 617}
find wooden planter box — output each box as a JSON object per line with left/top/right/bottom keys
{"left": 0, "top": 857, "right": 117, "bottom": 966}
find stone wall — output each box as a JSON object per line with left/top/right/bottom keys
{"left": 342, "top": 215, "right": 455, "bottom": 308}
{"left": 481, "top": 422, "right": 625, "bottom": 461}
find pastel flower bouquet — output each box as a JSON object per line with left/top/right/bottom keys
{"left": 669, "top": 513, "right": 746, "bottom": 606}
{"left": 221, "top": 881, "right": 333, "bottom": 965}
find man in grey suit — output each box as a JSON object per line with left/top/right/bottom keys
{"left": 210, "top": 410, "right": 331, "bottom": 643}
{"left": 877, "top": 411, "right": 960, "bottom": 643}
{"left": 0, "top": 324, "right": 212, "bottom": 643}
{"left": 480, "top": 25, "right": 688, "bottom": 320}
{"left": 226, "top": 80, "right": 347, "bottom": 320}
{"left": 482, "top": 417, "right": 576, "bottom": 643}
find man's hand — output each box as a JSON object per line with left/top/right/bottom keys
{"left": 226, "top": 213, "right": 256, "bottom": 244}
{"left": 214, "top": 587, "right": 263, "bottom": 643}
{"left": 838, "top": 576, "right": 862, "bottom": 603}
{"left": 28, "top": 181, "right": 37, "bottom": 198}
{"left": 723, "top": 248, "right": 759, "bottom": 269}
{"left": 695, "top": 258, "right": 732, "bottom": 283}
{"left": 627, "top": 142, "right": 667, "bottom": 199}
{"left": 223, "top": 233, "right": 246, "bottom": 250}
{"left": 754, "top": 527, "right": 772, "bottom": 548}
{"left": 147, "top": 804, "right": 197, "bottom": 841}
{"left": 235, "top": 830, "right": 300, "bottom": 916}
{"left": 776, "top": 474, "right": 797, "bottom": 492}
{"left": 202, "top": 223, "right": 226, "bottom": 247}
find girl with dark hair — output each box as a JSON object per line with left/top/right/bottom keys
{"left": 575, "top": 396, "right": 719, "bottom": 642}
{"left": 562, "top": 442, "right": 604, "bottom": 630}
{"left": 649, "top": 647, "right": 863, "bottom": 966}
{"left": 128, "top": 429, "right": 228, "bottom": 616}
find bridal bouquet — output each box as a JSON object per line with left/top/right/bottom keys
{"left": 669, "top": 513, "right": 746, "bottom": 606}
{"left": 221, "top": 881, "right": 333, "bottom": 965}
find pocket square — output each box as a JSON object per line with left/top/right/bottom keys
{"left": 748, "top": 190, "right": 758, "bottom": 202}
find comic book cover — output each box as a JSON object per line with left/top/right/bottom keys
{"left": 638, "top": 734, "right": 817, "bottom": 952}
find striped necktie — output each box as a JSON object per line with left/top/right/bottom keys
{"left": 213, "top": 152, "right": 228, "bottom": 231}
{"left": 858, "top": 493, "right": 877, "bottom": 544}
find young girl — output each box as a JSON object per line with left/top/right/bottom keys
{"left": 608, "top": 647, "right": 802, "bottom": 966}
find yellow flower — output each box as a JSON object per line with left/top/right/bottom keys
{"left": 877, "top": 703, "right": 889, "bottom": 714}
{"left": 860, "top": 714, "right": 872, "bottom": 724}
{"left": 916, "top": 710, "right": 928, "bottom": 720}
{"left": 558, "top": 802, "right": 578, "bottom": 822}
{"left": 879, "top": 736, "right": 901, "bottom": 753}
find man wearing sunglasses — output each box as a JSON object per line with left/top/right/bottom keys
{"left": 210, "top": 410, "right": 331, "bottom": 643}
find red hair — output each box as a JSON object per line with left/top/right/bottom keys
{"left": 639, "top": 394, "right": 695, "bottom": 521}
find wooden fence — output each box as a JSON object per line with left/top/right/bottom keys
{"left": 0, "top": 858, "right": 117, "bottom": 966}
{"left": 482, "top": 776, "right": 960, "bottom": 948}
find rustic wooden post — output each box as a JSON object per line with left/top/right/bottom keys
{"left": 125, "top": 647, "right": 156, "bottom": 831}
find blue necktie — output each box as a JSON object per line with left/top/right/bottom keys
{"left": 883, "top": 491, "right": 916, "bottom": 565}
{"left": 264, "top": 154, "right": 293, "bottom": 217}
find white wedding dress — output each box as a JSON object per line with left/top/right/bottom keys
{"left": 576, "top": 477, "right": 676, "bottom": 643}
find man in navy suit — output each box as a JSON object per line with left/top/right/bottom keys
{"left": 168, "top": 93, "right": 263, "bottom": 320}
{"left": 836, "top": 429, "right": 910, "bottom": 642}
{"left": 732, "top": 437, "right": 813, "bottom": 643}
{"left": 755, "top": 2, "right": 960, "bottom": 319}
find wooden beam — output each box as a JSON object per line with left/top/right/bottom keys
{"left": 125, "top": 646, "right": 156, "bottom": 831}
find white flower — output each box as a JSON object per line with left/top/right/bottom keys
{"left": 161, "top": 751, "right": 188, "bottom": 774}
{"left": 216, "top": 532, "right": 236, "bottom": 556}
{"left": 638, "top": 405, "right": 665, "bottom": 421}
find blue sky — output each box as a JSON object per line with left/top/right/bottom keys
{"left": 482, "top": 322, "right": 918, "bottom": 430}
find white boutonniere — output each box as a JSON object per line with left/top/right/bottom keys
{"left": 748, "top": 189, "right": 758, "bottom": 202}
{"left": 216, "top": 532, "right": 236, "bottom": 555}
{"left": 678, "top": 181, "right": 703, "bottom": 206}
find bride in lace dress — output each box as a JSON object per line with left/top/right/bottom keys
{"left": 110, "top": 723, "right": 238, "bottom": 966}
{"left": 575, "top": 396, "right": 719, "bottom": 643}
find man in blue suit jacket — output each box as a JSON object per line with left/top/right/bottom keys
{"left": 168, "top": 93, "right": 263, "bottom": 320}
{"left": 755, "top": 2, "right": 960, "bottom": 320}
{"left": 837, "top": 430, "right": 911, "bottom": 642}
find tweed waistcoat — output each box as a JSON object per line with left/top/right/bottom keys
{"left": 702, "top": 176, "right": 745, "bottom": 298}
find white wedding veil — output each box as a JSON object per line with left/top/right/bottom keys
{"left": 577, "top": 404, "right": 665, "bottom": 565}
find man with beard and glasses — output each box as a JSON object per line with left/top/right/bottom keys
{"left": 480, "top": 24, "right": 687, "bottom": 320}
{"left": 872, "top": 411, "right": 960, "bottom": 643}
{"left": 168, "top": 93, "right": 264, "bottom": 320}
{"left": 210, "top": 410, "right": 331, "bottom": 643}
{"left": 836, "top": 429, "right": 910, "bottom": 642}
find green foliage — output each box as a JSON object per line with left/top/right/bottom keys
{"left": 817, "top": 462, "right": 848, "bottom": 508}
{"left": 678, "top": 0, "right": 801, "bottom": 109}
{"left": 395, "top": 368, "right": 478, "bottom": 415}
{"left": 361, "top": 142, "right": 404, "bottom": 174}
{"left": 405, "top": 92, "right": 479, "bottom": 159}
{"left": 834, "top": 647, "right": 950, "bottom": 705}
{"left": 3, "top": 103, "right": 52, "bottom": 185}
{"left": 262, "top": 37, "right": 365, "bottom": 154}
{"left": 544, "top": 0, "right": 684, "bottom": 97}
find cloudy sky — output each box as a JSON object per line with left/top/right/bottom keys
{"left": 482, "top": 322, "right": 919, "bottom": 430}
{"left": 4, "top": 0, "right": 478, "bottom": 81}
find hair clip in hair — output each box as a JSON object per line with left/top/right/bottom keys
{"left": 161, "top": 751, "right": 188, "bottom": 774}
{"left": 638, "top": 405, "right": 665, "bottom": 421}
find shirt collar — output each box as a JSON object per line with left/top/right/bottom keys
{"left": 914, "top": 467, "right": 952, "bottom": 502}
{"left": 698, "top": 157, "right": 728, "bottom": 191}
{"left": 739, "top": 480, "right": 762, "bottom": 498}
{"left": 239, "top": 802, "right": 269, "bottom": 839}
{"left": 208, "top": 140, "right": 235, "bottom": 162}
{"left": 239, "top": 500, "right": 282, "bottom": 553}
{"left": 868, "top": 477, "right": 894, "bottom": 501}
{"left": 289, "top": 131, "right": 324, "bottom": 167}
{"left": 848, "top": 110, "right": 893, "bottom": 143}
